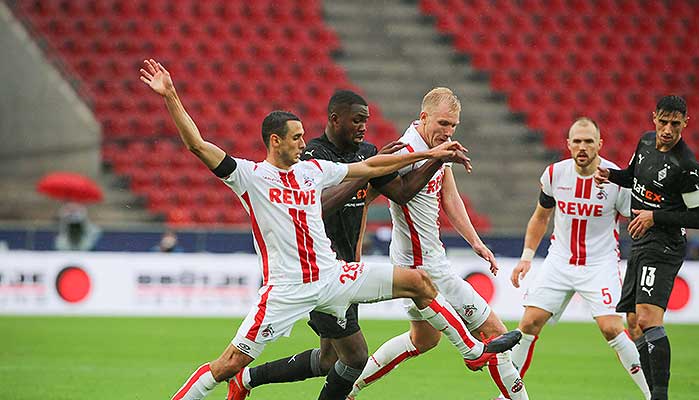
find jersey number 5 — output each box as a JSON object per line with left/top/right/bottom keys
{"left": 601, "top": 287, "right": 612, "bottom": 305}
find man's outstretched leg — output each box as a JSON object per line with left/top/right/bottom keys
{"left": 172, "top": 344, "right": 253, "bottom": 400}
{"left": 391, "top": 268, "right": 521, "bottom": 368}
{"left": 228, "top": 305, "right": 368, "bottom": 400}
{"left": 349, "top": 323, "right": 438, "bottom": 398}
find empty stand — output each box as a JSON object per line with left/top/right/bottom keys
{"left": 420, "top": 0, "right": 699, "bottom": 167}
{"left": 11, "top": 0, "right": 489, "bottom": 231}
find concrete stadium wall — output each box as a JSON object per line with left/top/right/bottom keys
{"left": 0, "top": 3, "right": 101, "bottom": 179}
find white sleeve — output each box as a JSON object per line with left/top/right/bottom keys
{"left": 219, "top": 158, "right": 256, "bottom": 195}
{"left": 396, "top": 148, "right": 415, "bottom": 176}
{"left": 539, "top": 165, "right": 554, "bottom": 197}
{"left": 316, "top": 159, "right": 349, "bottom": 189}
{"left": 615, "top": 187, "right": 632, "bottom": 218}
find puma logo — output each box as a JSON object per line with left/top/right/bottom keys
{"left": 690, "top": 170, "right": 699, "bottom": 177}
{"left": 305, "top": 149, "right": 315, "bottom": 157}
{"left": 642, "top": 287, "right": 653, "bottom": 296}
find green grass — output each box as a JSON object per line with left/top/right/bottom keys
{"left": 1, "top": 316, "right": 696, "bottom": 399}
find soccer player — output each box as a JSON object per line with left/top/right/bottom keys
{"left": 595, "top": 95, "right": 699, "bottom": 400}
{"left": 139, "top": 60, "right": 521, "bottom": 400}
{"left": 503, "top": 117, "right": 650, "bottom": 400}
{"left": 227, "top": 90, "right": 451, "bottom": 399}
{"left": 348, "top": 87, "right": 529, "bottom": 400}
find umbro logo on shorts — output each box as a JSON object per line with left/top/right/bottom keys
{"left": 511, "top": 378, "right": 524, "bottom": 393}
{"left": 237, "top": 343, "right": 252, "bottom": 354}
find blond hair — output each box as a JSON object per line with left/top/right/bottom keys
{"left": 421, "top": 87, "right": 461, "bottom": 113}
{"left": 569, "top": 116, "right": 600, "bottom": 139}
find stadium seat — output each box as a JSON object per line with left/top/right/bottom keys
{"left": 418, "top": 0, "right": 699, "bottom": 166}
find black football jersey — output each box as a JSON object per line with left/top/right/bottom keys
{"left": 612, "top": 131, "right": 699, "bottom": 248}
{"left": 300, "top": 134, "right": 396, "bottom": 262}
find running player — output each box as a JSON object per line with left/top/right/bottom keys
{"left": 595, "top": 95, "right": 699, "bottom": 400}
{"left": 139, "top": 60, "right": 521, "bottom": 400}
{"left": 349, "top": 87, "right": 528, "bottom": 400}
{"left": 227, "top": 90, "right": 450, "bottom": 400}
{"left": 503, "top": 117, "right": 650, "bottom": 400}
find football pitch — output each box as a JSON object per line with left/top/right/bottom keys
{"left": 1, "top": 316, "right": 695, "bottom": 399}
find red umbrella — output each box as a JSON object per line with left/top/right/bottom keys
{"left": 36, "top": 172, "right": 103, "bottom": 203}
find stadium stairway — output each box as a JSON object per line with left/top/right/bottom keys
{"left": 324, "top": 0, "right": 553, "bottom": 235}
{"left": 0, "top": 2, "right": 156, "bottom": 226}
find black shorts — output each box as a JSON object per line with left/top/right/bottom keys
{"left": 307, "top": 303, "right": 360, "bottom": 339}
{"left": 617, "top": 247, "right": 684, "bottom": 313}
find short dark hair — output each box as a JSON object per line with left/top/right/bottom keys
{"left": 327, "top": 90, "right": 368, "bottom": 117}
{"left": 656, "top": 95, "right": 687, "bottom": 117}
{"left": 261, "top": 110, "right": 301, "bottom": 147}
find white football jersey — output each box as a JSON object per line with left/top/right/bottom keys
{"left": 541, "top": 158, "right": 631, "bottom": 265}
{"left": 221, "top": 158, "right": 348, "bottom": 285}
{"left": 389, "top": 122, "right": 449, "bottom": 266}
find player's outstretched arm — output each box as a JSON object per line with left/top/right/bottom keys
{"left": 376, "top": 158, "right": 443, "bottom": 205}
{"left": 317, "top": 141, "right": 406, "bottom": 216}
{"left": 440, "top": 167, "right": 498, "bottom": 274}
{"left": 345, "top": 141, "right": 466, "bottom": 181}
{"left": 139, "top": 59, "right": 225, "bottom": 169}
{"left": 511, "top": 204, "right": 553, "bottom": 288}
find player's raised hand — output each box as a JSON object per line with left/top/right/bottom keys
{"left": 378, "top": 141, "right": 408, "bottom": 155}
{"left": 594, "top": 166, "right": 610, "bottom": 187}
{"left": 139, "top": 59, "right": 174, "bottom": 97}
{"left": 451, "top": 149, "right": 473, "bottom": 173}
{"left": 511, "top": 260, "right": 531, "bottom": 288}
{"left": 429, "top": 140, "right": 465, "bottom": 161}
{"left": 473, "top": 242, "right": 498, "bottom": 275}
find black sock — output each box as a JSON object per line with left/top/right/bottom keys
{"left": 644, "top": 326, "right": 670, "bottom": 400}
{"left": 634, "top": 337, "right": 653, "bottom": 392}
{"left": 249, "top": 348, "right": 321, "bottom": 388}
{"left": 318, "top": 361, "right": 363, "bottom": 400}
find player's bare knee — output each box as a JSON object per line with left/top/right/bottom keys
{"left": 518, "top": 318, "right": 543, "bottom": 336}
{"left": 318, "top": 349, "right": 338, "bottom": 375}
{"left": 339, "top": 350, "right": 368, "bottom": 370}
{"left": 211, "top": 346, "right": 252, "bottom": 381}
{"left": 411, "top": 330, "right": 440, "bottom": 353}
{"left": 600, "top": 324, "right": 624, "bottom": 341}
{"left": 413, "top": 269, "right": 436, "bottom": 299}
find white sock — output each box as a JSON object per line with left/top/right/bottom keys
{"left": 488, "top": 351, "right": 529, "bottom": 400}
{"left": 241, "top": 367, "right": 252, "bottom": 390}
{"left": 349, "top": 332, "right": 419, "bottom": 397}
{"left": 171, "top": 363, "right": 218, "bottom": 400}
{"left": 510, "top": 331, "right": 537, "bottom": 378}
{"left": 608, "top": 332, "right": 651, "bottom": 400}
{"left": 416, "top": 293, "right": 484, "bottom": 359}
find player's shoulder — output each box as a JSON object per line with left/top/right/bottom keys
{"left": 357, "top": 141, "right": 378, "bottom": 158}
{"left": 639, "top": 131, "right": 656, "bottom": 147}
{"left": 674, "top": 139, "right": 699, "bottom": 170}
{"left": 302, "top": 137, "right": 334, "bottom": 161}
{"left": 231, "top": 157, "right": 257, "bottom": 170}
{"left": 599, "top": 157, "right": 621, "bottom": 170}
{"left": 544, "top": 159, "right": 574, "bottom": 176}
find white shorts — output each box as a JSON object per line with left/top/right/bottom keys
{"left": 402, "top": 260, "right": 490, "bottom": 331}
{"left": 232, "top": 261, "right": 393, "bottom": 358}
{"left": 523, "top": 253, "right": 623, "bottom": 322}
